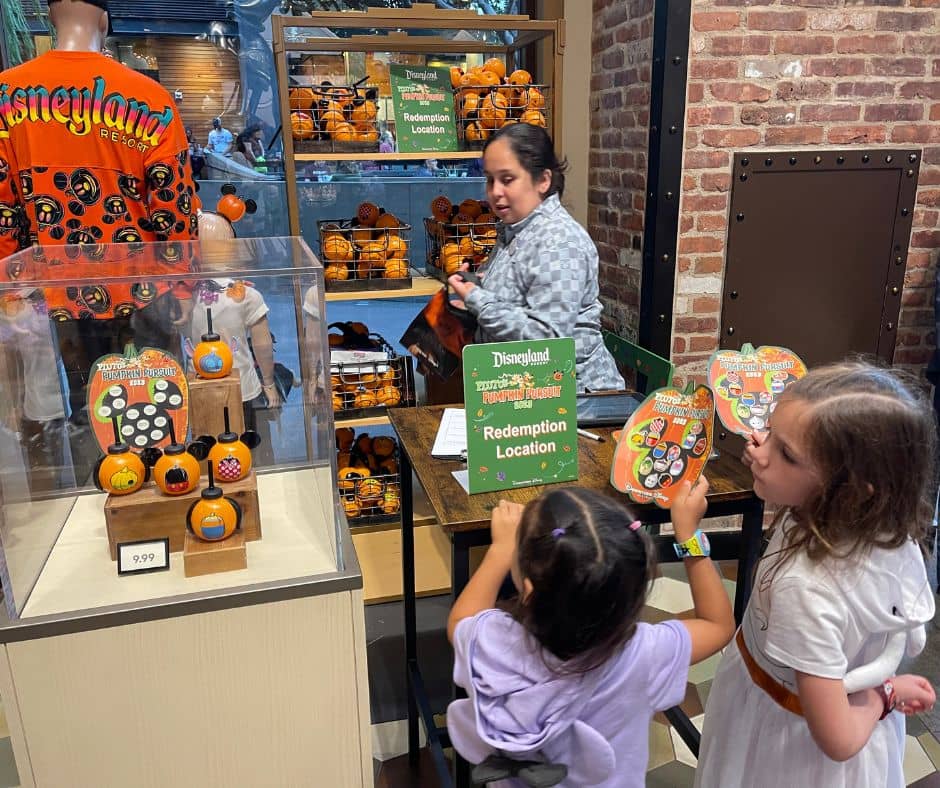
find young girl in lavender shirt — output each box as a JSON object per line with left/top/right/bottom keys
{"left": 447, "top": 480, "right": 735, "bottom": 787}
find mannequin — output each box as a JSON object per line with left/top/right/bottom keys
{"left": 48, "top": 0, "right": 108, "bottom": 52}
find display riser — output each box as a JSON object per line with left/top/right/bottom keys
{"left": 183, "top": 529, "right": 248, "bottom": 577}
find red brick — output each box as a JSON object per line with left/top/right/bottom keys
{"left": 690, "top": 336, "right": 718, "bottom": 352}
{"left": 835, "top": 34, "right": 900, "bottom": 54}
{"left": 697, "top": 214, "right": 729, "bottom": 232}
{"left": 806, "top": 58, "right": 866, "bottom": 76}
{"left": 775, "top": 34, "right": 834, "bottom": 54}
{"left": 674, "top": 317, "right": 719, "bottom": 333}
{"left": 808, "top": 10, "right": 875, "bottom": 30}
{"left": 673, "top": 337, "right": 687, "bottom": 354}
{"left": 680, "top": 215, "right": 695, "bottom": 233}
{"left": 826, "top": 126, "right": 888, "bottom": 143}
{"left": 679, "top": 235, "right": 725, "bottom": 253}
{"left": 765, "top": 126, "right": 825, "bottom": 145}
{"left": 693, "top": 255, "right": 726, "bottom": 273}
{"left": 877, "top": 12, "right": 935, "bottom": 31}
{"left": 800, "top": 104, "right": 861, "bottom": 121}
{"left": 684, "top": 150, "right": 732, "bottom": 169}
{"left": 682, "top": 194, "right": 730, "bottom": 212}
{"left": 871, "top": 58, "right": 926, "bottom": 76}
{"left": 677, "top": 257, "right": 692, "bottom": 273}
{"left": 689, "top": 61, "right": 739, "bottom": 79}
{"left": 779, "top": 0, "right": 840, "bottom": 7}
{"left": 683, "top": 174, "right": 697, "bottom": 191}
{"left": 740, "top": 105, "right": 798, "bottom": 125}
{"left": 776, "top": 80, "right": 832, "bottom": 100}
{"left": 686, "top": 129, "right": 699, "bottom": 147}
{"left": 910, "top": 230, "right": 940, "bottom": 247}
{"left": 693, "top": 296, "right": 722, "bottom": 313}
{"left": 863, "top": 103, "right": 924, "bottom": 122}
{"left": 901, "top": 82, "right": 940, "bottom": 100}
{"left": 702, "top": 128, "right": 762, "bottom": 147}
{"left": 833, "top": 80, "right": 894, "bottom": 98}
{"left": 894, "top": 348, "right": 932, "bottom": 365}
{"left": 902, "top": 290, "right": 929, "bottom": 307}
{"left": 687, "top": 106, "right": 736, "bottom": 126}
{"left": 702, "top": 172, "right": 733, "bottom": 192}
{"left": 903, "top": 35, "right": 940, "bottom": 56}
{"left": 693, "top": 11, "right": 741, "bottom": 30}
{"left": 748, "top": 10, "right": 807, "bottom": 29}
{"left": 931, "top": 104, "right": 940, "bottom": 121}
{"left": 710, "top": 35, "right": 773, "bottom": 56}
{"left": 890, "top": 125, "right": 940, "bottom": 143}
{"left": 688, "top": 83, "right": 705, "bottom": 102}
{"left": 710, "top": 82, "right": 772, "bottom": 102}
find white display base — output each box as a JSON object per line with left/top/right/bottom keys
{"left": 22, "top": 466, "right": 338, "bottom": 619}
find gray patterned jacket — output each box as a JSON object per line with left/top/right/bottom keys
{"left": 464, "top": 194, "right": 623, "bottom": 393}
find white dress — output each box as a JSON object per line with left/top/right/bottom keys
{"left": 695, "top": 521, "right": 934, "bottom": 788}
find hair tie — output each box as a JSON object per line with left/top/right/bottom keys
{"left": 551, "top": 528, "right": 566, "bottom": 539}
{"left": 629, "top": 520, "right": 642, "bottom": 531}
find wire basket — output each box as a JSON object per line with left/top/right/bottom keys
{"left": 453, "top": 84, "right": 552, "bottom": 150}
{"left": 423, "top": 216, "right": 498, "bottom": 282}
{"left": 318, "top": 218, "right": 413, "bottom": 292}
{"left": 329, "top": 325, "right": 416, "bottom": 418}
{"left": 336, "top": 431, "right": 402, "bottom": 526}
{"left": 289, "top": 83, "right": 381, "bottom": 153}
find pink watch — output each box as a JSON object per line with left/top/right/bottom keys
{"left": 877, "top": 679, "right": 897, "bottom": 720}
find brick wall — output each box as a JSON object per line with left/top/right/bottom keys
{"left": 589, "top": 0, "right": 655, "bottom": 339}
{"left": 671, "top": 1, "right": 940, "bottom": 382}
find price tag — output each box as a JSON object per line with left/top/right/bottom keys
{"left": 117, "top": 538, "right": 170, "bottom": 576}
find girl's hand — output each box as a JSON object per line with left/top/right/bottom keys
{"left": 891, "top": 675, "right": 936, "bottom": 714}
{"left": 671, "top": 476, "right": 709, "bottom": 543}
{"left": 742, "top": 431, "right": 766, "bottom": 470}
{"left": 490, "top": 499, "right": 524, "bottom": 559}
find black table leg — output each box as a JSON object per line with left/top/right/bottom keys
{"left": 734, "top": 500, "right": 765, "bottom": 625}
{"left": 452, "top": 532, "right": 473, "bottom": 788}
{"left": 399, "top": 449, "right": 420, "bottom": 767}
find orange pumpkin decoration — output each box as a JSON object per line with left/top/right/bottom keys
{"left": 430, "top": 195, "right": 453, "bottom": 222}
{"left": 520, "top": 109, "right": 547, "bottom": 127}
{"left": 332, "top": 122, "right": 357, "bottom": 141}
{"left": 351, "top": 101, "right": 377, "bottom": 123}
{"left": 202, "top": 407, "right": 260, "bottom": 484}
{"left": 358, "top": 240, "right": 386, "bottom": 265}
{"left": 217, "top": 193, "right": 246, "bottom": 223}
{"left": 479, "top": 92, "right": 508, "bottom": 129}
{"left": 483, "top": 58, "right": 506, "bottom": 80}
{"left": 290, "top": 87, "right": 317, "bottom": 110}
{"left": 508, "top": 69, "right": 533, "bottom": 85}
{"left": 461, "top": 93, "right": 481, "bottom": 117}
{"left": 465, "top": 121, "right": 489, "bottom": 142}
{"left": 375, "top": 212, "right": 400, "bottom": 233}
{"left": 450, "top": 66, "right": 465, "bottom": 89}
{"left": 440, "top": 241, "right": 462, "bottom": 274}
{"left": 325, "top": 264, "right": 349, "bottom": 281}
{"left": 458, "top": 199, "right": 483, "bottom": 219}
{"left": 478, "top": 70, "right": 501, "bottom": 89}
{"left": 187, "top": 465, "right": 241, "bottom": 541}
{"left": 458, "top": 236, "right": 475, "bottom": 258}
{"left": 193, "top": 308, "right": 233, "bottom": 380}
{"left": 335, "top": 427, "right": 355, "bottom": 450}
{"left": 610, "top": 384, "right": 715, "bottom": 508}
{"left": 385, "top": 259, "right": 409, "bottom": 278}
{"left": 707, "top": 343, "right": 807, "bottom": 437}
{"left": 94, "top": 416, "right": 148, "bottom": 496}
{"left": 357, "top": 202, "right": 381, "bottom": 227}
{"left": 527, "top": 87, "right": 546, "bottom": 109}
{"left": 290, "top": 111, "right": 315, "bottom": 140}
{"left": 385, "top": 235, "right": 408, "bottom": 259}
{"left": 452, "top": 212, "right": 475, "bottom": 233}
{"left": 350, "top": 225, "right": 374, "bottom": 246}
{"left": 323, "top": 235, "right": 354, "bottom": 262}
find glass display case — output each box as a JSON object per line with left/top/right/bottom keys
{"left": 0, "top": 237, "right": 372, "bottom": 787}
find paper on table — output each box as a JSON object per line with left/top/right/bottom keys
{"left": 432, "top": 407, "right": 467, "bottom": 460}
{"left": 451, "top": 469, "right": 470, "bottom": 493}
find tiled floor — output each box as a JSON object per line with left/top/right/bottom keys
{"left": 371, "top": 558, "right": 940, "bottom": 788}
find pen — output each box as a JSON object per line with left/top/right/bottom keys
{"left": 577, "top": 427, "right": 605, "bottom": 442}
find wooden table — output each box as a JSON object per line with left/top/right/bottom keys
{"left": 389, "top": 405, "right": 765, "bottom": 788}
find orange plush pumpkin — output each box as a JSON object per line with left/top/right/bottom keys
{"left": 610, "top": 384, "right": 714, "bottom": 508}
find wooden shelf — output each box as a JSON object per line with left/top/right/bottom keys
{"left": 295, "top": 151, "right": 481, "bottom": 162}
{"left": 325, "top": 275, "right": 443, "bottom": 302}
{"left": 333, "top": 413, "right": 391, "bottom": 429}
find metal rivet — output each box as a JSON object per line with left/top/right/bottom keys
{"left": 662, "top": 254, "right": 670, "bottom": 262}
{"left": 765, "top": 158, "right": 773, "bottom": 166}
{"left": 862, "top": 154, "right": 870, "bottom": 163}
{"left": 886, "top": 323, "right": 894, "bottom": 331}
{"left": 736, "top": 213, "right": 745, "bottom": 222}
{"left": 891, "top": 286, "right": 900, "bottom": 295}
{"left": 789, "top": 156, "right": 797, "bottom": 165}
{"left": 836, "top": 156, "right": 845, "bottom": 164}
{"left": 813, "top": 155, "right": 822, "bottom": 164}
{"left": 658, "top": 314, "right": 666, "bottom": 324}
{"left": 739, "top": 173, "right": 748, "bottom": 181}
{"left": 907, "top": 169, "right": 915, "bottom": 177}
{"left": 741, "top": 157, "right": 750, "bottom": 167}
{"left": 901, "top": 208, "right": 909, "bottom": 216}
{"left": 896, "top": 256, "right": 904, "bottom": 265}
{"left": 672, "top": 56, "right": 682, "bottom": 65}
{"left": 730, "top": 290, "right": 739, "bottom": 299}
{"left": 909, "top": 153, "right": 917, "bottom": 163}
{"left": 665, "top": 191, "right": 674, "bottom": 199}
{"left": 719, "top": 431, "right": 727, "bottom": 441}
{"left": 885, "top": 154, "right": 893, "bottom": 163}
{"left": 727, "top": 326, "right": 735, "bottom": 336}
{"left": 669, "top": 125, "right": 678, "bottom": 134}
{"left": 651, "top": 125, "right": 658, "bottom": 133}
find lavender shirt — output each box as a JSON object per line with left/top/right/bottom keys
{"left": 449, "top": 609, "right": 691, "bottom": 787}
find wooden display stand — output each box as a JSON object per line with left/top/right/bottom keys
{"left": 105, "top": 472, "right": 261, "bottom": 560}
{"left": 188, "top": 370, "right": 245, "bottom": 438}
{"left": 182, "top": 529, "right": 247, "bottom": 577}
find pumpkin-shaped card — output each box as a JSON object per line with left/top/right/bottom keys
{"left": 610, "top": 384, "right": 714, "bottom": 507}
{"left": 707, "top": 343, "right": 807, "bottom": 436}
{"left": 87, "top": 347, "right": 189, "bottom": 453}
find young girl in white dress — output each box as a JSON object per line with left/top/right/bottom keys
{"left": 695, "top": 361, "right": 937, "bottom": 788}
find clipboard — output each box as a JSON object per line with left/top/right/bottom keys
{"left": 431, "top": 408, "right": 468, "bottom": 461}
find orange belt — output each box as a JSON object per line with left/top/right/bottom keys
{"left": 736, "top": 628, "right": 804, "bottom": 717}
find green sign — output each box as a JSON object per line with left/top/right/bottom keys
{"left": 463, "top": 339, "right": 579, "bottom": 494}
{"left": 389, "top": 64, "right": 458, "bottom": 154}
